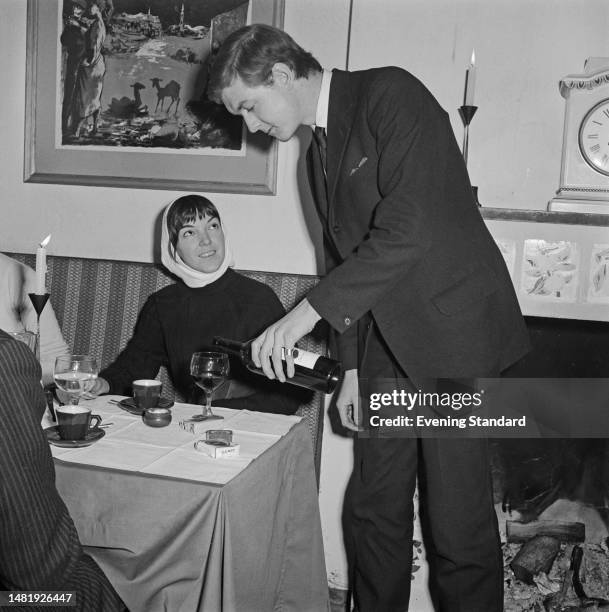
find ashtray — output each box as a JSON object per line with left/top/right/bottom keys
{"left": 205, "top": 429, "right": 232, "bottom": 446}
{"left": 142, "top": 407, "right": 172, "bottom": 428}
{"left": 118, "top": 397, "right": 174, "bottom": 416}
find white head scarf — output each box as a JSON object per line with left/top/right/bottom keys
{"left": 160, "top": 197, "right": 234, "bottom": 288}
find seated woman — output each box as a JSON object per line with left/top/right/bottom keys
{"left": 91, "top": 195, "right": 309, "bottom": 414}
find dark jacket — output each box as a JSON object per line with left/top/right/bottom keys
{"left": 307, "top": 67, "right": 530, "bottom": 380}
{"left": 100, "top": 269, "right": 309, "bottom": 414}
{"left": 0, "top": 330, "right": 125, "bottom": 611}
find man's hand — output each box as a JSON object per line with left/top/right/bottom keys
{"left": 251, "top": 299, "right": 322, "bottom": 382}
{"left": 335, "top": 369, "right": 363, "bottom": 431}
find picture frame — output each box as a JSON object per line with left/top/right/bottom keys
{"left": 24, "top": 0, "right": 284, "bottom": 194}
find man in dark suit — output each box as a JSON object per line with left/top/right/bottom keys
{"left": 0, "top": 330, "right": 125, "bottom": 611}
{"left": 209, "top": 25, "right": 530, "bottom": 611}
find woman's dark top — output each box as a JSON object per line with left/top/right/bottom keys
{"left": 100, "top": 269, "right": 310, "bottom": 414}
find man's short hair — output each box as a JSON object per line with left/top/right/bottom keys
{"left": 207, "top": 24, "right": 321, "bottom": 103}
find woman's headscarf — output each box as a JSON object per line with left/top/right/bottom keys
{"left": 160, "top": 197, "right": 234, "bottom": 288}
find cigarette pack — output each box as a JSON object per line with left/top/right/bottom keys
{"left": 194, "top": 440, "right": 240, "bottom": 459}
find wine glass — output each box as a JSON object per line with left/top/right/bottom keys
{"left": 189, "top": 351, "right": 230, "bottom": 421}
{"left": 53, "top": 355, "right": 99, "bottom": 406}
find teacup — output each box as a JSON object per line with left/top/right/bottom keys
{"left": 56, "top": 405, "right": 102, "bottom": 441}
{"left": 133, "top": 379, "right": 162, "bottom": 410}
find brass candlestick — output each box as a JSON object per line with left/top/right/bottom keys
{"left": 29, "top": 292, "right": 55, "bottom": 421}
{"left": 28, "top": 292, "right": 50, "bottom": 362}
{"left": 458, "top": 105, "right": 480, "bottom": 206}
{"left": 458, "top": 105, "right": 477, "bottom": 165}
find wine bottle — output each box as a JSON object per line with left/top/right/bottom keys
{"left": 212, "top": 336, "right": 342, "bottom": 394}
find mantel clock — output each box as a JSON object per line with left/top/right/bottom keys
{"left": 549, "top": 58, "right": 609, "bottom": 214}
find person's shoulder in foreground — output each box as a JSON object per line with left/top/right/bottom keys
{"left": 0, "top": 330, "right": 127, "bottom": 612}
{"left": 0, "top": 252, "right": 70, "bottom": 383}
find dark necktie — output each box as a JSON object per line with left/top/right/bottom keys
{"left": 313, "top": 126, "right": 327, "bottom": 176}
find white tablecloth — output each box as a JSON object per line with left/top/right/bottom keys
{"left": 47, "top": 396, "right": 329, "bottom": 612}
{"left": 47, "top": 396, "right": 300, "bottom": 484}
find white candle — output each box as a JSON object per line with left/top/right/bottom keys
{"left": 464, "top": 49, "right": 476, "bottom": 106}
{"left": 35, "top": 234, "right": 51, "bottom": 295}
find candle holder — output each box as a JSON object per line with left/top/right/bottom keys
{"left": 28, "top": 292, "right": 50, "bottom": 363}
{"left": 458, "top": 105, "right": 480, "bottom": 205}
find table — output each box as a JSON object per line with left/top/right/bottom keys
{"left": 48, "top": 397, "right": 329, "bottom": 612}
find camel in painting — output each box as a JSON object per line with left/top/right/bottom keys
{"left": 150, "top": 78, "right": 181, "bottom": 114}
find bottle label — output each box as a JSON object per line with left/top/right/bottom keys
{"left": 284, "top": 347, "right": 319, "bottom": 369}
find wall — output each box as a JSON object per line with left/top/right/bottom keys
{"left": 348, "top": 0, "right": 609, "bottom": 210}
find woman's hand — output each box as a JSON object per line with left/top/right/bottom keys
{"left": 54, "top": 377, "right": 109, "bottom": 404}
{"left": 335, "top": 369, "right": 363, "bottom": 431}
{"left": 86, "top": 376, "right": 110, "bottom": 398}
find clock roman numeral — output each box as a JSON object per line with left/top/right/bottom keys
{"left": 602, "top": 154, "right": 609, "bottom": 166}
{"left": 590, "top": 144, "right": 601, "bottom": 153}
{"left": 593, "top": 120, "right": 603, "bottom": 126}
{"left": 603, "top": 109, "right": 609, "bottom": 120}
{"left": 587, "top": 133, "right": 599, "bottom": 139}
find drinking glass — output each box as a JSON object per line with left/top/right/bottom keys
{"left": 53, "top": 355, "right": 99, "bottom": 406}
{"left": 8, "top": 331, "right": 37, "bottom": 354}
{"left": 189, "top": 351, "right": 229, "bottom": 421}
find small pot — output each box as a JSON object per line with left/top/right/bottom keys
{"left": 142, "top": 407, "right": 172, "bottom": 428}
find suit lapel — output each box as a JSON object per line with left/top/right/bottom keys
{"left": 327, "top": 70, "right": 358, "bottom": 206}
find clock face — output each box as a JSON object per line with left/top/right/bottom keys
{"left": 579, "top": 98, "right": 609, "bottom": 176}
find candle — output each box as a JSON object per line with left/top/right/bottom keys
{"left": 464, "top": 49, "right": 476, "bottom": 106}
{"left": 35, "top": 234, "right": 51, "bottom": 295}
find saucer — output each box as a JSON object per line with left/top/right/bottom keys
{"left": 117, "top": 397, "right": 174, "bottom": 416}
{"left": 45, "top": 426, "right": 105, "bottom": 448}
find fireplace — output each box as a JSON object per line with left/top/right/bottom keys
{"left": 495, "top": 315, "right": 609, "bottom": 609}
{"left": 496, "top": 315, "right": 609, "bottom": 522}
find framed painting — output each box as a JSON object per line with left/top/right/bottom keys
{"left": 24, "top": 0, "right": 284, "bottom": 194}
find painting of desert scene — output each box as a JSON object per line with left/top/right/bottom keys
{"left": 59, "top": 0, "right": 248, "bottom": 150}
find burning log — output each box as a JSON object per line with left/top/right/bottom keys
{"left": 544, "top": 545, "right": 609, "bottom": 611}
{"left": 507, "top": 520, "right": 585, "bottom": 544}
{"left": 510, "top": 535, "right": 561, "bottom": 584}
{"left": 570, "top": 546, "right": 609, "bottom": 609}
